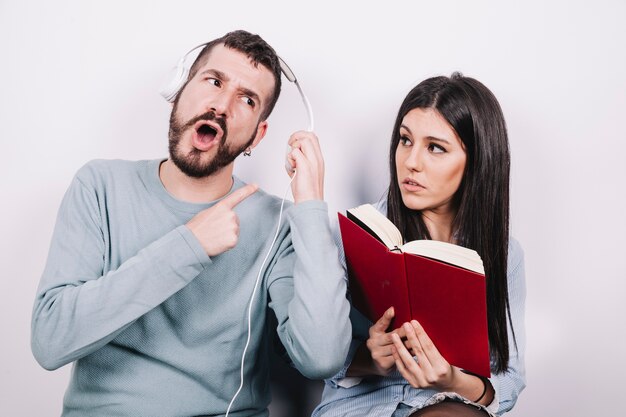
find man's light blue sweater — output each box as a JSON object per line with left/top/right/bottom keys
{"left": 31, "top": 159, "right": 351, "bottom": 417}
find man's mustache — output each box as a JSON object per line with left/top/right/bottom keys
{"left": 181, "top": 111, "right": 227, "bottom": 134}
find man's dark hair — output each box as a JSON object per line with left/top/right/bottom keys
{"left": 184, "top": 30, "right": 282, "bottom": 121}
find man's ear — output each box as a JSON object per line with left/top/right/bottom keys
{"left": 250, "top": 120, "right": 268, "bottom": 149}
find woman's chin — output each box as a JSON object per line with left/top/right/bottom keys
{"left": 400, "top": 195, "right": 427, "bottom": 211}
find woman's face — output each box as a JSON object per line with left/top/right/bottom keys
{"left": 395, "top": 108, "right": 467, "bottom": 215}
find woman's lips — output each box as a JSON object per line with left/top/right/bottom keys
{"left": 402, "top": 177, "right": 426, "bottom": 192}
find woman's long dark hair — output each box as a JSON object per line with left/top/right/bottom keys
{"left": 387, "top": 72, "right": 514, "bottom": 372}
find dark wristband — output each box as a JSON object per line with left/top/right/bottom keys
{"left": 474, "top": 376, "right": 488, "bottom": 403}
{"left": 461, "top": 370, "right": 489, "bottom": 403}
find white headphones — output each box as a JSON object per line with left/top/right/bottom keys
{"left": 159, "top": 43, "right": 206, "bottom": 102}
{"left": 159, "top": 42, "right": 314, "bottom": 132}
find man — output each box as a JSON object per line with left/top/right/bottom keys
{"left": 31, "top": 30, "right": 351, "bottom": 416}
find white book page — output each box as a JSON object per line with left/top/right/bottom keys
{"left": 401, "top": 240, "right": 485, "bottom": 275}
{"left": 349, "top": 204, "right": 402, "bottom": 249}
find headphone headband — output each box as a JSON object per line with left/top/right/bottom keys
{"left": 159, "top": 43, "right": 313, "bottom": 131}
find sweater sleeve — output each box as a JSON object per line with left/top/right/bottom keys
{"left": 31, "top": 170, "right": 211, "bottom": 370}
{"left": 486, "top": 238, "right": 527, "bottom": 415}
{"left": 266, "top": 200, "right": 352, "bottom": 379}
{"left": 325, "top": 305, "right": 370, "bottom": 388}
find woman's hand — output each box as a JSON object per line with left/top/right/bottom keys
{"left": 347, "top": 307, "right": 406, "bottom": 377}
{"left": 365, "top": 307, "right": 400, "bottom": 376}
{"left": 390, "top": 320, "right": 495, "bottom": 404}
{"left": 390, "top": 320, "right": 458, "bottom": 390}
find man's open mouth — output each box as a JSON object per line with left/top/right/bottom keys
{"left": 196, "top": 123, "right": 218, "bottom": 144}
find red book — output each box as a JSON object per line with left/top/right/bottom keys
{"left": 338, "top": 205, "right": 491, "bottom": 378}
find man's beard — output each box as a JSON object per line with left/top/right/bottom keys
{"left": 168, "top": 106, "right": 256, "bottom": 178}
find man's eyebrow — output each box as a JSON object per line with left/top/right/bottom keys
{"left": 198, "top": 68, "right": 262, "bottom": 105}
{"left": 239, "top": 87, "right": 261, "bottom": 105}
{"left": 400, "top": 124, "right": 451, "bottom": 144}
{"left": 199, "top": 68, "right": 228, "bottom": 80}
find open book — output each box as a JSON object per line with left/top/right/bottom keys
{"left": 339, "top": 204, "right": 491, "bottom": 377}
{"left": 347, "top": 204, "right": 484, "bottom": 274}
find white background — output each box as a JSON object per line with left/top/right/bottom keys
{"left": 1, "top": 0, "right": 625, "bottom": 415}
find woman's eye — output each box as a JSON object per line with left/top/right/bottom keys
{"left": 428, "top": 143, "right": 446, "bottom": 153}
{"left": 400, "top": 136, "right": 412, "bottom": 146}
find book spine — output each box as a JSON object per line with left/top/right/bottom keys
{"left": 391, "top": 252, "right": 411, "bottom": 329}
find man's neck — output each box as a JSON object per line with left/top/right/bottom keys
{"left": 159, "top": 159, "right": 235, "bottom": 203}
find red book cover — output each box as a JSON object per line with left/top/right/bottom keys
{"left": 338, "top": 212, "right": 491, "bottom": 378}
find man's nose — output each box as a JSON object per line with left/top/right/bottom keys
{"left": 207, "top": 90, "right": 233, "bottom": 117}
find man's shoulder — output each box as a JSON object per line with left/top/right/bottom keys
{"left": 77, "top": 158, "right": 151, "bottom": 174}
{"left": 256, "top": 187, "right": 292, "bottom": 207}
{"left": 75, "top": 158, "right": 157, "bottom": 185}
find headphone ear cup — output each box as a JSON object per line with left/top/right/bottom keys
{"left": 159, "top": 60, "right": 189, "bottom": 102}
{"left": 159, "top": 43, "right": 208, "bottom": 103}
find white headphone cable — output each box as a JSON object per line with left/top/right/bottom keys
{"left": 225, "top": 171, "right": 296, "bottom": 417}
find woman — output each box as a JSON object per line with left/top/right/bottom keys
{"left": 313, "top": 73, "right": 525, "bottom": 417}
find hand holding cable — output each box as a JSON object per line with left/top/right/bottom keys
{"left": 286, "top": 131, "right": 324, "bottom": 203}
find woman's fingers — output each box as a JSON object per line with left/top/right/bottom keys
{"left": 410, "top": 321, "right": 442, "bottom": 359}
{"left": 390, "top": 320, "right": 456, "bottom": 390}
{"left": 391, "top": 332, "right": 422, "bottom": 388}
{"left": 404, "top": 320, "right": 454, "bottom": 388}
{"left": 403, "top": 322, "right": 432, "bottom": 373}
{"left": 366, "top": 308, "right": 401, "bottom": 376}
{"left": 370, "top": 307, "right": 395, "bottom": 337}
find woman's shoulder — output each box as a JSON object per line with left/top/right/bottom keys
{"left": 507, "top": 236, "right": 525, "bottom": 278}
{"left": 508, "top": 236, "right": 524, "bottom": 260}
{"left": 371, "top": 195, "right": 388, "bottom": 215}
